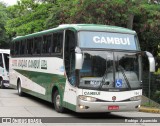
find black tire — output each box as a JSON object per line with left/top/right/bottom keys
{"left": 0, "top": 79, "right": 5, "bottom": 89}
{"left": 53, "top": 90, "right": 65, "bottom": 113}
{"left": 17, "top": 80, "right": 24, "bottom": 96}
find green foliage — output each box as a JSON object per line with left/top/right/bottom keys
{"left": 3, "top": 0, "right": 160, "bottom": 57}
{"left": 141, "top": 102, "right": 159, "bottom": 108}
{"left": 66, "top": 0, "right": 129, "bottom": 26}
{"left": 153, "top": 90, "right": 160, "bottom": 103}
{"left": 0, "top": 2, "right": 10, "bottom": 48}
{"left": 134, "top": 3, "right": 160, "bottom": 56}
{"left": 6, "top": 1, "right": 52, "bottom": 36}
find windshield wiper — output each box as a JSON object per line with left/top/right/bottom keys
{"left": 99, "top": 58, "right": 109, "bottom": 89}
{"left": 99, "top": 68, "right": 108, "bottom": 89}
{"left": 118, "top": 66, "right": 131, "bottom": 89}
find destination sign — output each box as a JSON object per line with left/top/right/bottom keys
{"left": 79, "top": 31, "right": 138, "bottom": 50}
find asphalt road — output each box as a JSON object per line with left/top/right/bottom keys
{"left": 0, "top": 88, "right": 160, "bottom": 126}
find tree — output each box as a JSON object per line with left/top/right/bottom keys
{"left": 6, "top": 0, "right": 160, "bottom": 57}
{"left": 0, "top": 2, "right": 9, "bottom": 48}
{"left": 133, "top": 3, "right": 160, "bottom": 56}
{"left": 6, "top": 0, "right": 52, "bottom": 36}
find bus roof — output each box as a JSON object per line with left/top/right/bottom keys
{"left": 0, "top": 49, "right": 10, "bottom": 54}
{"left": 13, "top": 24, "right": 136, "bottom": 41}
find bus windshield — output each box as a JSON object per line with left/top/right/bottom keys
{"left": 79, "top": 51, "right": 142, "bottom": 91}
{"left": 3, "top": 54, "right": 9, "bottom": 72}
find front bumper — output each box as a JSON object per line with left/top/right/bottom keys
{"left": 76, "top": 99, "right": 141, "bottom": 113}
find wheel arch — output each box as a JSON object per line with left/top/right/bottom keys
{"left": 51, "top": 86, "right": 59, "bottom": 103}
{"left": 52, "top": 85, "right": 65, "bottom": 113}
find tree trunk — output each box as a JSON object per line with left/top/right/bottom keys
{"left": 127, "top": 14, "right": 134, "bottom": 29}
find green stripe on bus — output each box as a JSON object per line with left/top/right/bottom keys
{"left": 15, "top": 69, "right": 66, "bottom": 102}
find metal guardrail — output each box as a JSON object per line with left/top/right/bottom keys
{"left": 142, "top": 72, "right": 160, "bottom": 104}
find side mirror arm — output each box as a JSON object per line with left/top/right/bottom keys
{"left": 75, "top": 47, "right": 83, "bottom": 70}
{"left": 144, "top": 51, "right": 155, "bottom": 72}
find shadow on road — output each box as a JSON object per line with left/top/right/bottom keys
{"left": 13, "top": 91, "right": 129, "bottom": 119}
{"left": 0, "top": 88, "right": 136, "bottom": 123}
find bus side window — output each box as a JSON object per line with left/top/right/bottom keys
{"left": 20, "top": 40, "right": 26, "bottom": 55}
{"left": 27, "top": 38, "right": 34, "bottom": 55}
{"left": 43, "top": 35, "right": 52, "bottom": 54}
{"left": 11, "top": 42, "right": 15, "bottom": 56}
{"left": 34, "top": 37, "right": 42, "bottom": 55}
{"left": 3, "top": 54, "right": 9, "bottom": 71}
{"left": 0, "top": 53, "right": 3, "bottom": 68}
{"left": 52, "top": 32, "right": 63, "bottom": 54}
{"left": 15, "top": 41, "right": 20, "bottom": 55}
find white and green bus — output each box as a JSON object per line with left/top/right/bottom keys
{"left": 0, "top": 49, "right": 10, "bottom": 88}
{"left": 9, "top": 24, "right": 155, "bottom": 113}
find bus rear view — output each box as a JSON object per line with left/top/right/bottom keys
{"left": 0, "top": 49, "right": 10, "bottom": 88}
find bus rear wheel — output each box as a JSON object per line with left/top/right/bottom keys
{"left": 17, "top": 80, "right": 24, "bottom": 96}
{"left": 0, "top": 79, "right": 4, "bottom": 89}
{"left": 53, "top": 90, "right": 65, "bottom": 113}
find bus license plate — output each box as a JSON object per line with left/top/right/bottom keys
{"left": 108, "top": 106, "right": 119, "bottom": 110}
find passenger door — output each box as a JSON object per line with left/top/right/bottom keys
{"left": 63, "top": 30, "right": 77, "bottom": 110}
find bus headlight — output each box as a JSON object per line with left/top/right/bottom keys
{"left": 79, "top": 95, "right": 97, "bottom": 102}
{"left": 130, "top": 96, "right": 142, "bottom": 101}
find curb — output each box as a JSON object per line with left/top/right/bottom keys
{"left": 139, "top": 106, "right": 160, "bottom": 114}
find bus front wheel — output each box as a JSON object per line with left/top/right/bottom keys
{"left": 53, "top": 90, "right": 65, "bottom": 113}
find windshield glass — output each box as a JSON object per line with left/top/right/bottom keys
{"left": 4, "top": 54, "right": 9, "bottom": 72}
{"left": 79, "top": 51, "right": 142, "bottom": 91}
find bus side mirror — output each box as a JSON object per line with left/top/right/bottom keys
{"left": 145, "top": 51, "right": 155, "bottom": 72}
{"left": 75, "top": 53, "right": 83, "bottom": 70}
